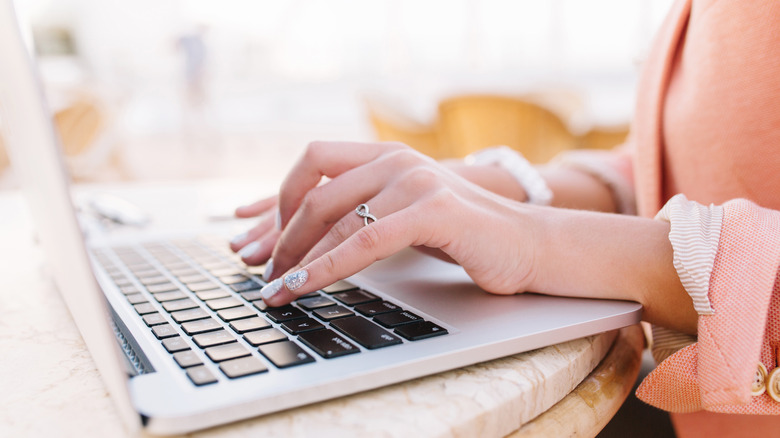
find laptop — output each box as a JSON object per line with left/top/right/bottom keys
{"left": 0, "top": 1, "right": 642, "bottom": 435}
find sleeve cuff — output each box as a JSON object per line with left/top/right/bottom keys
{"left": 655, "top": 194, "right": 722, "bottom": 316}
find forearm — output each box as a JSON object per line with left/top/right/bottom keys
{"left": 527, "top": 206, "right": 697, "bottom": 334}
{"left": 446, "top": 161, "right": 618, "bottom": 212}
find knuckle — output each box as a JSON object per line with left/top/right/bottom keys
{"left": 329, "top": 217, "right": 354, "bottom": 243}
{"left": 320, "top": 252, "right": 338, "bottom": 276}
{"left": 299, "top": 189, "right": 324, "bottom": 217}
{"left": 353, "top": 224, "right": 382, "bottom": 253}
{"left": 304, "top": 140, "right": 329, "bottom": 161}
{"left": 403, "top": 166, "right": 441, "bottom": 191}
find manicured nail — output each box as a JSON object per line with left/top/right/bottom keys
{"left": 261, "top": 278, "right": 283, "bottom": 300}
{"left": 238, "top": 241, "right": 260, "bottom": 259}
{"left": 275, "top": 211, "right": 282, "bottom": 230}
{"left": 230, "top": 231, "right": 248, "bottom": 246}
{"left": 263, "top": 259, "right": 274, "bottom": 282}
{"left": 284, "top": 269, "right": 308, "bottom": 291}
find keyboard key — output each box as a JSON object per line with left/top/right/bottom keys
{"left": 373, "top": 311, "right": 422, "bottom": 328}
{"left": 125, "top": 293, "right": 148, "bottom": 305}
{"left": 330, "top": 316, "right": 402, "bottom": 349}
{"left": 219, "top": 356, "right": 268, "bottom": 379}
{"left": 192, "top": 330, "right": 235, "bottom": 348}
{"left": 229, "top": 280, "right": 262, "bottom": 293}
{"left": 119, "top": 286, "right": 139, "bottom": 295}
{"left": 153, "top": 290, "right": 188, "bottom": 302}
{"left": 152, "top": 324, "right": 178, "bottom": 339}
{"left": 205, "top": 343, "right": 251, "bottom": 362}
{"left": 332, "top": 289, "right": 380, "bottom": 306}
{"left": 206, "top": 297, "right": 242, "bottom": 311}
{"left": 239, "top": 290, "right": 264, "bottom": 302}
{"left": 162, "top": 298, "right": 198, "bottom": 312}
{"left": 258, "top": 341, "right": 315, "bottom": 368}
{"left": 146, "top": 282, "right": 179, "bottom": 293}
{"left": 209, "top": 267, "right": 241, "bottom": 277}
{"left": 170, "top": 307, "right": 209, "bottom": 323}
{"left": 177, "top": 274, "right": 208, "bottom": 284}
{"left": 253, "top": 300, "right": 269, "bottom": 312}
{"left": 219, "top": 274, "right": 248, "bottom": 285}
{"left": 229, "top": 316, "right": 271, "bottom": 333}
{"left": 114, "top": 277, "right": 133, "bottom": 287}
{"left": 134, "top": 302, "right": 157, "bottom": 315}
{"left": 312, "top": 305, "right": 354, "bottom": 321}
{"left": 266, "top": 305, "right": 307, "bottom": 323}
{"left": 297, "top": 296, "right": 336, "bottom": 311}
{"left": 243, "top": 328, "right": 287, "bottom": 346}
{"left": 280, "top": 317, "right": 325, "bottom": 334}
{"left": 298, "top": 329, "right": 360, "bottom": 359}
{"left": 196, "top": 289, "right": 230, "bottom": 301}
{"left": 187, "top": 281, "right": 220, "bottom": 292}
{"left": 394, "top": 321, "right": 448, "bottom": 341}
{"left": 162, "top": 336, "right": 190, "bottom": 353}
{"left": 170, "top": 267, "right": 199, "bottom": 277}
{"left": 173, "top": 350, "right": 203, "bottom": 368}
{"left": 186, "top": 366, "right": 217, "bottom": 386}
{"left": 131, "top": 268, "right": 158, "bottom": 278}
{"left": 139, "top": 275, "right": 169, "bottom": 286}
{"left": 322, "top": 280, "right": 359, "bottom": 294}
{"left": 355, "top": 300, "right": 401, "bottom": 317}
{"left": 217, "top": 306, "right": 256, "bottom": 321}
{"left": 142, "top": 313, "right": 167, "bottom": 326}
{"left": 181, "top": 318, "right": 223, "bottom": 335}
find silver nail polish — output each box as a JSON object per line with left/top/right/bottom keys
{"left": 230, "top": 231, "right": 248, "bottom": 246}
{"left": 275, "top": 211, "right": 282, "bottom": 230}
{"left": 263, "top": 259, "right": 274, "bottom": 282}
{"left": 261, "top": 278, "right": 283, "bottom": 300}
{"left": 238, "top": 241, "right": 260, "bottom": 258}
{"left": 284, "top": 270, "right": 308, "bottom": 291}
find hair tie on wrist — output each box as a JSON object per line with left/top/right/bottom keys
{"left": 465, "top": 146, "right": 553, "bottom": 206}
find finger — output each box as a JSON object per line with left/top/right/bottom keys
{"left": 268, "top": 157, "right": 405, "bottom": 278}
{"left": 277, "top": 141, "right": 404, "bottom": 229}
{"left": 229, "top": 210, "right": 276, "bottom": 252}
{"left": 235, "top": 195, "right": 277, "bottom": 218}
{"left": 237, "top": 229, "right": 280, "bottom": 266}
{"left": 288, "top": 186, "right": 412, "bottom": 274}
{"left": 260, "top": 208, "right": 422, "bottom": 306}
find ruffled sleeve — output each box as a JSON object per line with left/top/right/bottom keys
{"left": 637, "top": 197, "right": 780, "bottom": 414}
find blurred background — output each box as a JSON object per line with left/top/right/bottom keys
{"left": 0, "top": 0, "right": 674, "bottom": 189}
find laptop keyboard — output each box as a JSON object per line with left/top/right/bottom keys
{"left": 91, "top": 238, "right": 448, "bottom": 386}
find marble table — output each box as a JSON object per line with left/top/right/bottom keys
{"left": 0, "top": 184, "right": 643, "bottom": 437}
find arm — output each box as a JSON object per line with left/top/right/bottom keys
{"left": 251, "top": 141, "right": 696, "bottom": 334}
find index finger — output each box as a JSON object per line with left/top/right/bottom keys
{"left": 277, "top": 141, "right": 403, "bottom": 229}
{"left": 259, "top": 208, "right": 420, "bottom": 305}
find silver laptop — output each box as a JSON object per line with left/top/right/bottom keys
{"left": 0, "top": 1, "right": 642, "bottom": 435}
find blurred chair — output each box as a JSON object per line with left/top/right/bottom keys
{"left": 435, "top": 95, "right": 577, "bottom": 162}
{"left": 578, "top": 125, "right": 630, "bottom": 150}
{"left": 365, "top": 97, "right": 439, "bottom": 158}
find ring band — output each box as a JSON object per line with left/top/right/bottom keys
{"left": 355, "top": 203, "right": 377, "bottom": 226}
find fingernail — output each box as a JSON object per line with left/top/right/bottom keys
{"left": 261, "top": 278, "right": 283, "bottom": 300}
{"left": 230, "top": 231, "right": 248, "bottom": 246}
{"left": 284, "top": 269, "right": 308, "bottom": 291}
{"left": 238, "top": 241, "right": 260, "bottom": 259}
{"left": 263, "top": 259, "right": 274, "bottom": 282}
{"left": 275, "top": 211, "right": 282, "bottom": 230}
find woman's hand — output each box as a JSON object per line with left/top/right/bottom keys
{"left": 229, "top": 196, "right": 280, "bottom": 267}
{"left": 245, "top": 141, "right": 543, "bottom": 307}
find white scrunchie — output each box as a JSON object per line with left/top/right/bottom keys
{"left": 465, "top": 146, "right": 553, "bottom": 206}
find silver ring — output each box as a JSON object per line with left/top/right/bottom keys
{"left": 355, "top": 203, "right": 377, "bottom": 226}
